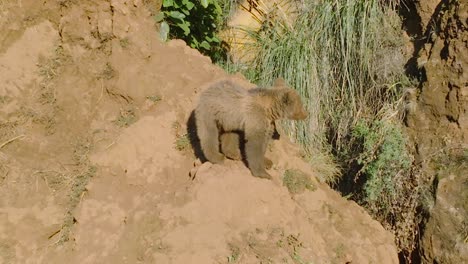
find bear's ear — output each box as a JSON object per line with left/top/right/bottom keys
{"left": 281, "top": 90, "right": 292, "bottom": 105}
{"left": 273, "top": 78, "right": 287, "bottom": 87}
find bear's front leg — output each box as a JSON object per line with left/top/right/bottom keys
{"left": 245, "top": 131, "right": 271, "bottom": 179}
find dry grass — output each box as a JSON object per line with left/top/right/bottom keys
{"left": 34, "top": 170, "right": 69, "bottom": 191}
{"left": 305, "top": 149, "right": 341, "bottom": 185}
{"left": 57, "top": 137, "right": 97, "bottom": 243}
{"left": 0, "top": 45, "right": 68, "bottom": 146}
{"left": 276, "top": 232, "right": 307, "bottom": 264}
{"left": 35, "top": 45, "right": 69, "bottom": 134}
{"left": 0, "top": 135, "right": 26, "bottom": 149}
{"left": 99, "top": 62, "right": 117, "bottom": 80}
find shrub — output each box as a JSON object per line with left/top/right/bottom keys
{"left": 352, "top": 118, "right": 412, "bottom": 209}
{"left": 158, "top": 0, "right": 227, "bottom": 60}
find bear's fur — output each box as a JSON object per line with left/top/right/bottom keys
{"left": 194, "top": 78, "right": 307, "bottom": 179}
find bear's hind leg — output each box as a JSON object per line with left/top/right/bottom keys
{"left": 220, "top": 132, "right": 241, "bottom": 160}
{"left": 197, "top": 117, "right": 224, "bottom": 164}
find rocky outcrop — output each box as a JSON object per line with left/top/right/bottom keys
{"left": 403, "top": 0, "right": 468, "bottom": 263}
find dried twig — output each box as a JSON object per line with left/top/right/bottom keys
{"left": 0, "top": 135, "right": 26, "bottom": 149}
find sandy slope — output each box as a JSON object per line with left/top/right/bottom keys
{"left": 0, "top": 1, "right": 398, "bottom": 263}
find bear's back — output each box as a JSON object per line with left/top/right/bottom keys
{"left": 201, "top": 80, "right": 247, "bottom": 101}
{"left": 198, "top": 80, "right": 250, "bottom": 111}
{"left": 196, "top": 80, "right": 252, "bottom": 130}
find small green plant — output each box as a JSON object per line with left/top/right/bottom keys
{"left": 227, "top": 244, "right": 240, "bottom": 262}
{"left": 157, "top": 0, "right": 225, "bottom": 60}
{"left": 113, "top": 108, "right": 137, "bottom": 127}
{"left": 174, "top": 133, "right": 190, "bottom": 151}
{"left": 282, "top": 169, "right": 316, "bottom": 194}
{"left": 119, "top": 37, "right": 130, "bottom": 48}
{"left": 146, "top": 95, "right": 162, "bottom": 103}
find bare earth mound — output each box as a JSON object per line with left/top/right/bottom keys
{"left": 0, "top": 1, "right": 398, "bottom": 263}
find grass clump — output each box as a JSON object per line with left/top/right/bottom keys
{"left": 283, "top": 169, "right": 316, "bottom": 194}
{"left": 58, "top": 137, "right": 97, "bottom": 244}
{"left": 305, "top": 149, "right": 341, "bottom": 185}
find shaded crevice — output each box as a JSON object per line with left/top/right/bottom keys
{"left": 399, "top": 0, "right": 450, "bottom": 81}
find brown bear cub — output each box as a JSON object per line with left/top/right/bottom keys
{"left": 194, "top": 78, "right": 308, "bottom": 179}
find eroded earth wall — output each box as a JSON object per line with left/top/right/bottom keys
{"left": 402, "top": 0, "right": 468, "bottom": 263}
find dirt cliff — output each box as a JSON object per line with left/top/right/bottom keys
{"left": 0, "top": 0, "right": 398, "bottom": 263}
{"left": 402, "top": 0, "right": 468, "bottom": 263}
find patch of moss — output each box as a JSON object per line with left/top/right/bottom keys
{"left": 283, "top": 169, "right": 316, "bottom": 194}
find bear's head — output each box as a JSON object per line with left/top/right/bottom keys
{"left": 272, "top": 78, "right": 308, "bottom": 120}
